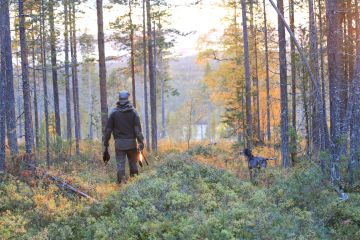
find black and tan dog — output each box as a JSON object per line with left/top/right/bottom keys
{"left": 243, "top": 148, "right": 275, "bottom": 180}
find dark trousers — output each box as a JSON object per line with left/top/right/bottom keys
{"left": 115, "top": 148, "right": 139, "bottom": 182}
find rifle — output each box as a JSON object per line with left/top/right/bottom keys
{"left": 138, "top": 151, "right": 149, "bottom": 167}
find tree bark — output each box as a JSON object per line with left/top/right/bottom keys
{"left": 18, "top": 0, "right": 34, "bottom": 154}
{"left": 262, "top": 0, "right": 271, "bottom": 142}
{"left": 49, "top": 0, "right": 61, "bottom": 137}
{"left": 0, "top": 0, "right": 19, "bottom": 155}
{"left": 250, "top": 0, "right": 261, "bottom": 143}
{"left": 317, "top": 0, "right": 330, "bottom": 149}
{"left": 96, "top": 0, "right": 108, "bottom": 144}
{"left": 64, "top": 0, "right": 72, "bottom": 141}
{"left": 70, "top": 1, "right": 81, "bottom": 154}
{"left": 146, "top": 0, "right": 158, "bottom": 151}
{"left": 326, "top": 0, "right": 343, "bottom": 184}
{"left": 349, "top": 0, "right": 360, "bottom": 185}
{"left": 143, "top": 0, "right": 150, "bottom": 151}
{"left": 289, "top": 0, "right": 297, "bottom": 164}
{"left": 308, "top": 0, "right": 325, "bottom": 154}
{"left": 129, "top": 0, "right": 136, "bottom": 107}
{"left": 0, "top": 49, "right": 5, "bottom": 172}
{"left": 240, "top": 0, "right": 253, "bottom": 149}
{"left": 276, "top": 0, "right": 289, "bottom": 168}
{"left": 31, "top": 21, "right": 40, "bottom": 150}
{"left": 41, "top": 0, "right": 51, "bottom": 167}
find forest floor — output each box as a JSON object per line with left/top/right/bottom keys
{"left": 0, "top": 141, "right": 359, "bottom": 239}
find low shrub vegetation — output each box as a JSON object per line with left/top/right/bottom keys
{"left": 0, "top": 144, "right": 359, "bottom": 239}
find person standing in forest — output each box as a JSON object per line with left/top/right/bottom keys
{"left": 104, "top": 90, "right": 145, "bottom": 184}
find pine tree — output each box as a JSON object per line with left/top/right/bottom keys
{"left": 18, "top": 0, "right": 34, "bottom": 154}
{"left": 0, "top": 48, "right": 5, "bottom": 173}
{"left": 96, "top": 0, "right": 108, "bottom": 144}
{"left": 49, "top": 0, "right": 61, "bottom": 137}
{"left": 0, "top": 0, "right": 19, "bottom": 155}
{"left": 326, "top": 0, "right": 343, "bottom": 184}
{"left": 276, "top": 0, "right": 289, "bottom": 168}
{"left": 70, "top": 0, "right": 81, "bottom": 155}
{"left": 262, "top": 0, "right": 271, "bottom": 142}
{"left": 40, "top": 0, "right": 51, "bottom": 167}
{"left": 240, "top": 0, "right": 253, "bottom": 149}
{"left": 64, "top": 0, "right": 72, "bottom": 141}
{"left": 143, "top": 0, "right": 150, "bottom": 151}
{"left": 146, "top": 0, "right": 158, "bottom": 151}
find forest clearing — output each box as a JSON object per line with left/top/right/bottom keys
{"left": 0, "top": 0, "right": 360, "bottom": 239}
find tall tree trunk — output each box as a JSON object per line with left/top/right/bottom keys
{"left": 240, "top": 0, "right": 253, "bottom": 149}
{"left": 276, "top": 0, "right": 289, "bottom": 168}
{"left": 142, "top": 0, "right": 150, "bottom": 151}
{"left": 301, "top": 65, "right": 311, "bottom": 156}
{"left": 250, "top": 0, "right": 261, "bottom": 143}
{"left": 18, "top": 0, "right": 34, "bottom": 154}
{"left": 309, "top": 0, "right": 325, "bottom": 167}
{"left": 326, "top": 0, "right": 343, "bottom": 185}
{"left": 17, "top": 72, "right": 23, "bottom": 139}
{"left": 87, "top": 64, "right": 93, "bottom": 140}
{"left": 317, "top": 0, "right": 330, "bottom": 149}
{"left": 129, "top": 0, "right": 136, "bottom": 107}
{"left": 64, "top": 0, "right": 72, "bottom": 141}
{"left": 31, "top": 22, "right": 40, "bottom": 149}
{"left": 0, "top": 50, "right": 5, "bottom": 172}
{"left": 41, "top": 0, "right": 51, "bottom": 167}
{"left": 157, "top": 18, "right": 166, "bottom": 138}
{"left": 70, "top": 1, "right": 81, "bottom": 155}
{"left": 349, "top": 0, "right": 360, "bottom": 185}
{"left": 262, "top": 0, "right": 271, "bottom": 142}
{"left": 146, "top": 0, "right": 158, "bottom": 151}
{"left": 160, "top": 58, "right": 166, "bottom": 138}
{"left": 0, "top": 0, "right": 19, "bottom": 155}
{"left": 49, "top": 0, "right": 61, "bottom": 137}
{"left": 96, "top": 0, "right": 108, "bottom": 144}
{"left": 289, "top": 0, "right": 297, "bottom": 164}
{"left": 270, "top": 0, "right": 329, "bottom": 165}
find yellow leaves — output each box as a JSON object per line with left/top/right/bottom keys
{"left": 95, "top": 183, "right": 118, "bottom": 199}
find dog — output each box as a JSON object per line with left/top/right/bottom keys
{"left": 243, "top": 148, "right": 275, "bottom": 180}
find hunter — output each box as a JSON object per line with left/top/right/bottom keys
{"left": 104, "top": 90, "right": 145, "bottom": 184}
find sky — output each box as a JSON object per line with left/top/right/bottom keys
{"left": 76, "top": 0, "right": 284, "bottom": 58}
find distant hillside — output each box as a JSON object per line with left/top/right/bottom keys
{"left": 167, "top": 55, "right": 207, "bottom": 112}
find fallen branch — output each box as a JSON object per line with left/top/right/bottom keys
{"left": 26, "top": 163, "right": 99, "bottom": 203}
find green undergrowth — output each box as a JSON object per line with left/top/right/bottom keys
{"left": 1, "top": 151, "right": 359, "bottom": 239}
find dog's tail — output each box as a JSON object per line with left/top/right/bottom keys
{"left": 266, "top": 157, "right": 276, "bottom": 161}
